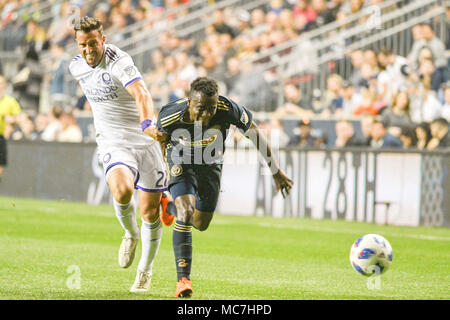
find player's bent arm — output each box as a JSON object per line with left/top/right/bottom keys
{"left": 244, "top": 121, "right": 293, "bottom": 197}
{"left": 126, "top": 79, "right": 164, "bottom": 141}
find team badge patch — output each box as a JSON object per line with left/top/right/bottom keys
{"left": 240, "top": 110, "right": 249, "bottom": 125}
{"left": 103, "top": 153, "right": 111, "bottom": 163}
{"left": 124, "top": 66, "right": 136, "bottom": 77}
{"left": 170, "top": 165, "right": 183, "bottom": 177}
{"left": 102, "top": 72, "right": 111, "bottom": 85}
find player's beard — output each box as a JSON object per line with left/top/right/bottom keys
{"left": 85, "top": 52, "right": 99, "bottom": 67}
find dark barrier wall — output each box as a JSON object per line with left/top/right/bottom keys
{"left": 1, "top": 141, "right": 449, "bottom": 227}
{"left": 0, "top": 141, "right": 99, "bottom": 202}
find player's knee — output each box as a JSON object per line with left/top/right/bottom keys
{"left": 111, "top": 183, "right": 134, "bottom": 204}
{"left": 177, "top": 205, "right": 195, "bottom": 223}
{"left": 140, "top": 201, "right": 160, "bottom": 223}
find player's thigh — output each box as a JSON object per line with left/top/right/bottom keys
{"left": 106, "top": 166, "right": 135, "bottom": 203}
{"left": 100, "top": 147, "right": 139, "bottom": 203}
{"left": 138, "top": 190, "right": 162, "bottom": 223}
{"left": 194, "top": 164, "right": 222, "bottom": 213}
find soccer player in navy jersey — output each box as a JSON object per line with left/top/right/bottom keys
{"left": 156, "top": 77, "right": 293, "bottom": 297}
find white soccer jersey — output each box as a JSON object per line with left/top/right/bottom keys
{"left": 69, "top": 44, "right": 154, "bottom": 150}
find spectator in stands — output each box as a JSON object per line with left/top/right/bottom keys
{"left": 12, "top": 37, "right": 45, "bottom": 112}
{"left": 108, "top": 9, "right": 128, "bottom": 44}
{"left": 349, "top": 49, "right": 365, "bottom": 88}
{"left": 353, "top": 88, "right": 379, "bottom": 116}
{"left": 321, "top": 73, "right": 343, "bottom": 116}
{"left": 212, "top": 9, "right": 236, "bottom": 38}
{"left": 93, "top": 3, "right": 112, "bottom": 31}
{"left": 48, "top": 42, "right": 75, "bottom": 105}
{"left": 408, "top": 79, "right": 442, "bottom": 124}
{"left": 46, "top": 0, "right": 74, "bottom": 46}
{"left": 34, "top": 112, "right": 49, "bottom": 139}
{"left": 11, "top": 113, "right": 38, "bottom": 141}
{"left": 341, "top": 80, "right": 363, "bottom": 116}
{"left": 400, "top": 126, "right": 418, "bottom": 149}
{"left": 359, "top": 114, "right": 375, "bottom": 146}
{"left": 266, "top": 0, "right": 285, "bottom": 16}
{"left": 229, "top": 63, "right": 276, "bottom": 112}
{"left": 408, "top": 23, "right": 447, "bottom": 71}
{"left": 118, "top": 0, "right": 136, "bottom": 25}
{"left": 334, "top": 119, "right": 366, "bottom": 147}
{"left": 24, "top": 19, "right": 49, "bottom": 54}
{"left": 175, "top": 51, "right": 198, "bottom": 84}
{"left": 441, "top": 83, "right": 450, "bottom": 121}
{"left": 219, "top": 33, "right": 237, "bottom": 63}
{"left": 376, "top": 48, "right": 409, "bottom": 104}
{"left": 41, "top": 106, "right": 63, "bottom": 142}
{"left": 223, "top": 57, "right": 242, "bottom": 95}
{"left": 415, "top": 122, "right": 432, "bottom": 150}
{"left": 288, "top": 119, "right": 318, "bottom": 147}
{"left": 370, "top": 120, "right": 402, "bottom": 148}
{"left": 274, "top": 82, "right": 315, "bottom": 118}
{"left": 249, "top": 8, "right": 267, "bottom": 37}
{"left": 426, "top": 117, "right": 450, "bottom": 150}
{"left": 235, "top": 9, "right": 252, "bottom": 37}
{"left": 381, "top": 91, "right": 413, "bottom": 138}
{"left": 310, "top": 0, "right": 335, "bottom": 29}
{"left": 57, "top": 111, "right": 83, "bottom": 143}
{"left": 418, "top": 58, "right": 447, "bottom": 93}
{"left": 292, "top": 0, "right": 317, "bottom": 25}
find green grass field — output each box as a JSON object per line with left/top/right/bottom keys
{"left": 0, "top": 196, "right": 449, "bottom": 300}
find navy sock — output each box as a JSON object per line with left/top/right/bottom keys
{"left": 173, "top": 220, "right": 193, "bottom": 281}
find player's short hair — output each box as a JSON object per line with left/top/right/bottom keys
{"left": 73, "top": 16, "right": 103, "bottom": 36}
{"left": 189, "top": 77, "right": 219, "bottom": 98}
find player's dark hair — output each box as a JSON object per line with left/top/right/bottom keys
{"left": 189, "top": 77, "right": 219, "bottom": 97}
{"left": 73, "top": 16, "right": 103, "bottom": 36}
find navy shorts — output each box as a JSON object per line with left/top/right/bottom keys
{"left": 168, "top": 163, "right": 222, "bottom": 212}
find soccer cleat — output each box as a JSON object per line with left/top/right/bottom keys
{"left": 118, "top": 237, "right": 138, "bottom": 268}
{"left": 175, "top": 277, "right": 193, "bottom": 298}
{"left": 130, "top": 270, "right": 152, "bottom": 292}
{"left": 160, "top": 192, "right": 175, "bottom": 227}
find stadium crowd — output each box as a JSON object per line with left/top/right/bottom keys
{"left": 1, "top": 0, "right": 450, "bottom": 150}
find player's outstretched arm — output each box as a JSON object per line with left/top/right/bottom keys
{"left": 244, "top": 121, "right": 293, "bottom": 198}
{"left": 126, "top": 79, "right": 165, "bottom": 142}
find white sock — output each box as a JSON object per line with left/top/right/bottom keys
{"left": 138, "top": 219, "right": 162, "bottom": 273}
{"left": 114, "top": 198, "right": 139, "bottom": 239}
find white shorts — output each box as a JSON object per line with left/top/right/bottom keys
{"left": 98, "top": 143, "right": 168, "bottom": 193}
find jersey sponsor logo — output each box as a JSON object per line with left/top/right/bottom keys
{"left": 178, "top": 134, "right": 218, "bottom": 148}
{"left": 170, "top": 165, "right": 183, "bottom": 177}
{"left": 124, "top": 65, "right": 137, "bottom": 77}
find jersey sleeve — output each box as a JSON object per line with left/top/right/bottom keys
{"left": 223, "top": 97, "right": 253, "bottom": 133}
{"left": 110, "top": 54, "right": 143, "bottom": 89}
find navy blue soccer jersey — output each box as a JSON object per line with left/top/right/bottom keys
{"left": 156, "top": 95, "right": 253, "bottom": 165}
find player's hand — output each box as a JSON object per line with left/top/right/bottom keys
{"left": 145, "top": 125, "right": 167, "bottom": 142}
{"left": 273, "top": 169, "right": 293, "bottom": 199}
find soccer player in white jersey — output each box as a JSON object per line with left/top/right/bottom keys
{"left": 69, "top": 16, "right": 174, "bottom": 292}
